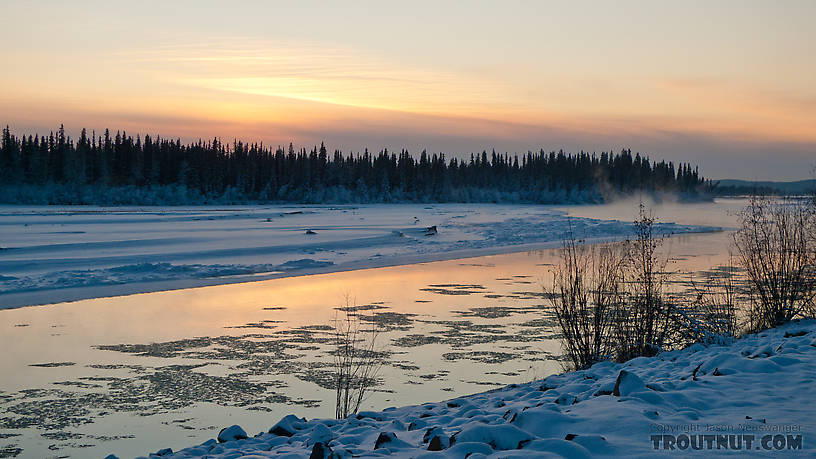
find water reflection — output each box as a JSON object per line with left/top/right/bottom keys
{"left": 0, "top": 200, "right": 747, "bottom": 458}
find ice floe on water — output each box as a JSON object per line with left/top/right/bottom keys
{"left": 132, "top": 320, "right": 815, "bottom": 458}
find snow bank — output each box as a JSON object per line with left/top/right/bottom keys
{"left": 0, "top": 204, "right": 716, "bottom": 308}
{"left": 132, "top": 320, "right": 816, "bottom": 458}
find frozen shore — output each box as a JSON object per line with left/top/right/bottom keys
{"left": 0, "top": 204, "right": 716, "bottom": 309}
{"left": 133, "top": 320, "right": 816, "bottom": 458}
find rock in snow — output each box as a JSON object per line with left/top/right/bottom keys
{"left": 269, "top": 414, "right": 307, "bottom": 437}
{"left": 137, "top": 320, "right": 816, "bottom": 457}
{"left": 309, "top": 441, "right": 332, "bottom": 459}
{"left": 374, "top": 432, "right": 412, "bottom": 450}
{"left": 612, "top": 369, "right": 647, "bottom": 396}
{"left": 216, "top": 425, "right": 247, "bottom": 443}
{"left": 452, "top": 424, "right": 534, "bottom": 450}
{"left": 308, "top": 423, "right": 332, "bottom": 445}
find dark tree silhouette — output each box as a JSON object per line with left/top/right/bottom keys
{"left": 0, "top": 125, "right": 711, "bottom": 204}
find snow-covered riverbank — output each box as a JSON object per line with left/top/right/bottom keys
{"left": 134, "top": 320, "right": 816, "bottom": 458}
{"left": 0, "top": 204, "right": 716, "bottom": 308}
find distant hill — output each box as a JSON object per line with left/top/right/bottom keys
{"left": 714, "top": 179, "right": 816, "bottom": 195}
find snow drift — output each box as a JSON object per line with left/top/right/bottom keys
{"left": 131, "top": 320, "right": 815, "bottom": 458}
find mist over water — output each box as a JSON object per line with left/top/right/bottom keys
{"left": 0, "top": 199, "right": 747, "bottom": 458}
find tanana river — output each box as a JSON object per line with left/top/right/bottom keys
{"left": 0, "top": 199, "right": 747, "bottom": 458}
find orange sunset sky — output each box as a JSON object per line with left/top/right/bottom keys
{"left": 1, "top": 0, "right": 814, "bottom": 180}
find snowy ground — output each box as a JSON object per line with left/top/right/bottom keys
{"left": 134, "top": 320, "right": 816, "bottom": 458}
{"left": 0, "top": 204, "right": 714, "bottom": 308}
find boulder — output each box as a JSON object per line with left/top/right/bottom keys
{"left": 407, "top": 419, "right": 427, "bottom": 431}
{"left": 451, "top": 424, "right": 534, "bottom": 450}
{"left": 310, "top": 423, "right": 332, "bottom": 445}
{"left": 375, "top": 432, "right": 396, "bottom": 449}
{"left": 217, "top": 425, "right": 248, "bottom": 443}
{"left": 374, "top": 432, "right": 411, "bottom": 450}
{"left": 309, "top": 441, "right": 332, "bottom": 459}
{"left": 355, "top": 411, "right": 383, "bottom": 421}
{"left": 427, "top": 434, "right": 450, "bottom": 451}
{"left": 423, "top": 426, "right": 447, "bottom": 443}
{"left": 613, "top": 370, "right": 646, "bottom": 396}
{"left": 269, "top": 414, "right": 307, "bottom": 437}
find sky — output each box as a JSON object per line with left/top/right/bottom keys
{"left": 1, "top": 0, "right": 814, "bottom": 180}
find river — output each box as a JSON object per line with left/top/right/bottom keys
{"left": 0, "top": 198, "right": 748, "bottom": 458}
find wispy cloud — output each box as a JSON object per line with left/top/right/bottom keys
{"left": 123, "top": 39, "right": 519, "bottom": 116}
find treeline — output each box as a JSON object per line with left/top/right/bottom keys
{"left": 714, "top": 185, "right": 782, "bottom": 197}
{"left": 0, "top": 125, "right": 709, "bottom": 204}
{"left": 713, "top": 180, "right": 816, "bottom": 197}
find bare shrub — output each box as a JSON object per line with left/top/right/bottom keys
{"left": 332, "top": 297, "right": 383, "bottom": 419}
{"left": 733, "top": 196, "right": 816, "bottom": 331}
{"left": 614, "top": 203, "right": 680, "bottom": 361}
{"left": 547, "top": 197, "right": 816, "bottom": 369}
{"left": 678, "top": 258, "right": 741, "bottom": 344}
{"left": 548, "top": 230, "right": 626, "bottom": 370}
{"left": 548, "top": 204, "right": 696, "bottom": 366}
{"left": 807, "top": 177, "right": 816, "bottom": 316}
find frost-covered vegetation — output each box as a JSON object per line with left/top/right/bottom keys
{"left": 548, "top": 205, "right": 739, "bottom": 371}
{"left": 0, "top": 125, "right": 710, "bottom": 205}
{"left": 128, "top": 198, "right": 816, "bottom": 458}
{"left": 549, "top": 197, "right": 816, "bottom": 372}
{"left": 132, "top": 320, "right": 816, "bottom": 458}
{"left": 332, "top": 300, "right": 384, "bottom": 420}
{"left": 733, "top": 196, "right": 816, "bottom": 331}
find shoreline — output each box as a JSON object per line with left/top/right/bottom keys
{"left": 135, "top": 319, "right": 816, "bottom": 458}
{"left": 0, "top": 228, "right": 723, "bottom": 310}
